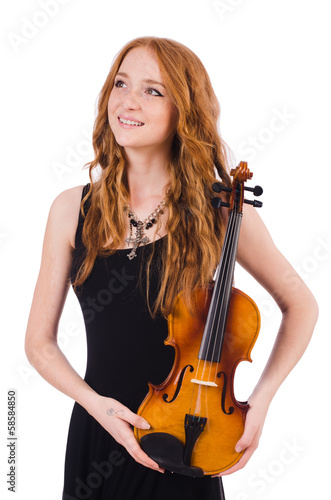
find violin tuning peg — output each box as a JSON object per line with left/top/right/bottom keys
{"left": 244, "top": 185, "right": 263, "bottom": 196}
{"left": 211, "top": 197, "right": 222, "bottom": 208}
{"left": 253, "top": 185, "right": 263, "bottom": 196}
{"left": 212, "top": 182, "right": 232, "bottom": 193}
{"left": 211, "top": 197, "right": 230, "bottom": 209}
{"left": 244, "top": 199, "right": 263, "bottom": 208}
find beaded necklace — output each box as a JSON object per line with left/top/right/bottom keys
{"left": 124, "top": 200, "right": 166, "bottom": 260}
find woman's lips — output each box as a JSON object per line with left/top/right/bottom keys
{"left": 118, "top": 117, "right": 145, "bottom": 128}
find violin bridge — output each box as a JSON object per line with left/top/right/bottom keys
{"left": 190, "top": 378, "right": 218, "bottom": 387}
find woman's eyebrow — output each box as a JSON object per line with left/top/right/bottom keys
{"left": 116, "top": 72, "right": 165, "bottom": 88}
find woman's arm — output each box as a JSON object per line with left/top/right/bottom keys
{"left": 214, "top": 204, "right": 319, "bottom": 477}
{"left": 24, "top": 186, "right": 163, "bottom": 473}
{"left": 25, "top": 186, "right": 97, "bottom": 409}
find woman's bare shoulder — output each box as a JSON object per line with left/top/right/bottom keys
{"left": 49, "top": 184, "right": 86, "bottom": 250}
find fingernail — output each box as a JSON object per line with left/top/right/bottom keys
{"left": 235, "top": 445, "right": 242, "bottom": 453}
{"left": 141, "top": 422, "right": 150, "bottom": 429}
{"left": 152, "top": 466, "right": 163, "bottom": 473}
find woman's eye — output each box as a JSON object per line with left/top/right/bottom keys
{"left": 114, "top": 80, "right": 163, "bottom": 97}
{"left": 114, "top": 80, "right": 124, "bottom": 87}
{"left": 146, "top": 87, "right": 163, "bottom": 97}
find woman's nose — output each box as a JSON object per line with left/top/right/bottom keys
{"left": 122, "top": 90, "right": 141, "bottom": 110}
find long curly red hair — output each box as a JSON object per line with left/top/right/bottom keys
{"left": 71, "top": 36, "right": 232, "bottom": 319}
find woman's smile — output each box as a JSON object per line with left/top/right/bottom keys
{"left": 118, "top": 115, "right": 145, "bottom": 127}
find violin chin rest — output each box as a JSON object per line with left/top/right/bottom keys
{"left": 140, "top": 432, "right": 204, "bottom": 478}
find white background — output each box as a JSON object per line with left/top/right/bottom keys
{"left": 1, "top": 0, "right": 330, "bottom": 499}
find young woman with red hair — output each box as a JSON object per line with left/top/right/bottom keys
{"left": 25, "top": 37, "right": 318, "bottom": 499}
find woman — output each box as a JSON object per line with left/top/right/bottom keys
{"left": 25, "top": 36, "right": 318, "bottom": 500}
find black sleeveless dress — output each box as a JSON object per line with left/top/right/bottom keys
{"left": 62, "top": 183, "right": 224, "bottom": 500}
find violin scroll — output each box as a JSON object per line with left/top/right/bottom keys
{"left": 212, "top": 161, "right": 263, "bottom": 212}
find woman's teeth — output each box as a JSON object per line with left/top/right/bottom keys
{"left": 119, "top": 118, "right": 144, "bottom": 126}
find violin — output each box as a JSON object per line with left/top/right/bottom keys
{"left": 134, "top": 162, "right": 263, "bottom": 477}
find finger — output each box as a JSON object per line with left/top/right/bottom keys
{"left": 110, "top": 405, "right": 151, "bottom": 430}
{"left": 114, "top": 423, "right": 164, "bottom": 472}
{"left": 235, "top": 421, "right": 259, "bottom": 453}
{"left": 103, "top": 402, "right": 161, "bottom": 470}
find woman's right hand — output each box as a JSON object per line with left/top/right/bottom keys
{"left": 87, "top": 395, "right": 165, "bottom": 473}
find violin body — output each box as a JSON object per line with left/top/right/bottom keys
{"left": 134, "top": 284, "right": 260, "bottom": 475}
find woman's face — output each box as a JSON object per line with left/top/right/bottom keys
{"left": 107, "top": 47, "right": 178, "bottom": 156}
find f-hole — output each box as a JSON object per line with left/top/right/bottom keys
{"left": 163, "top": 365, "right": 194, "bottom": 404}
{"left": 217, "top": 371, "right": 234, "bottom": 415}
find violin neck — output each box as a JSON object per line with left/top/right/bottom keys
{"left": 198, "top": 210, "right": 242, "bottom": 362}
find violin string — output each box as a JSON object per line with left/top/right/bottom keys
{"left": 206, "top": 204, "right": 242, "bottom": 386}
{"left": 202, "top": 208, "right": 237, "bottom": 386}
{"left": 190, "top": 186, "right": 244, "bottom": 416}
{"left": 190, "top": 210, "right": 234, "bottom": 415}
{"left": 214, "top": 214, "right": 242, "bottom": 380}
{"left": 189, "top": 378, "right": 199, "bottom": 415}
{"left": 209, "top": 211, "right": 238, "bottom": 383}
{"left": 191, "top": 381, "right": 203, "bottom": 418}
{"left": 209, "top": 213, "right": 234, "bottom": 384}
{"left": 204, "top": 212, "right": 234, "bottom": 383}
{"left": 212, "top": 211, "right": 235, "bottom": 383}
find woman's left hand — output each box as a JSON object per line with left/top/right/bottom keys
{"left": 211, "top": 396, "right": 269, "bottom": 477}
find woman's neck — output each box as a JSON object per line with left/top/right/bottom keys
{"left": 124, "top": 148, "right": 170, "bottom": 204}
